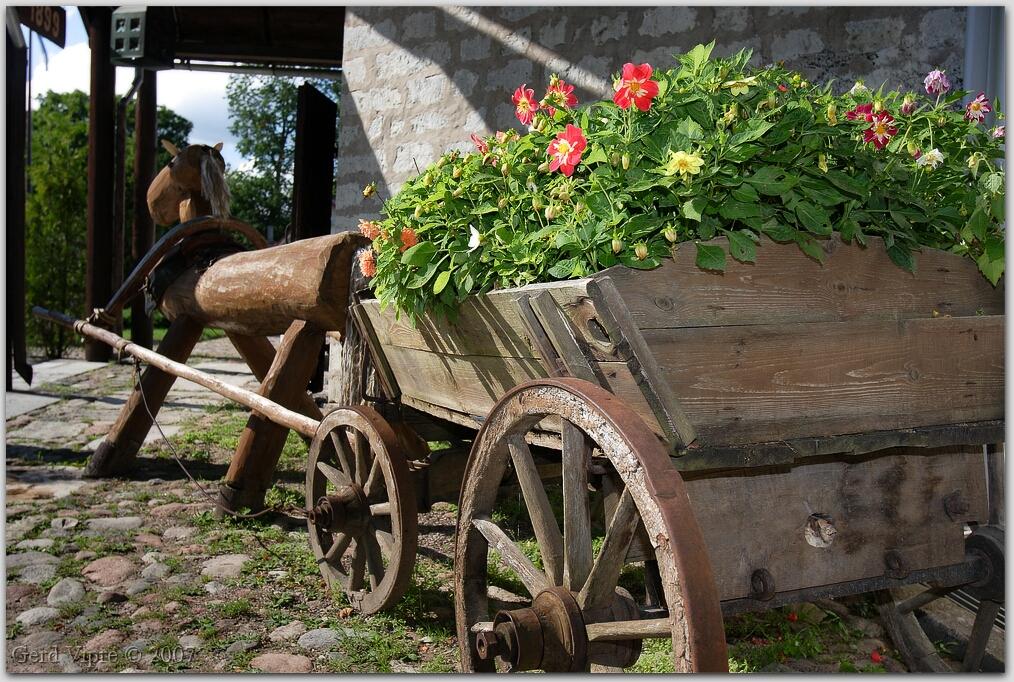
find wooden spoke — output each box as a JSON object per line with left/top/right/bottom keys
{"left": 330, "top": 430, "right": 354, "bottom": 477}
{"left": 317, "top": 460, "right": 350, "bottom": 488}
{"left": 369, "top": 502, "right": 392, "bottom": 516}
{"left": 586, "top": 618, "right": 672, "bottom": 642}
{"left": 508, "top": 435, "right": 564, "bottom": 585}
{"left": 896, "top": 586, "right": 953, "bottom": 615}
{"left": 579, "top": 487, "right": 640, "bottom": 611}
{"left": 561, "top": 421, "right": 593, "bottom": 591}
{"left": 353, "top": 429, "right": 370, "bottom": 485}
{"left": 362, "top": 456, "right": 383, "bottom": 498}
{"left": 363, "top": 533, "right": 386, "bottom": 589}
{"left": 323, "top": 532, "right": 352, "bottom": 564}
{"left": 961, "top": 599, "right": 1002, "bottom": 672}
{"left": 473, "top": 517, "right": 551, "bottom": 597}
{"left": 349, "top": 543, "right": 366, "bottom": 591}
{"left": 374, "top": 527, "right": 395, "bottom": 555}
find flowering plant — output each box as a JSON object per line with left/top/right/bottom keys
{"left": 365, "top": 42, "right": 1005, "bottom": 320}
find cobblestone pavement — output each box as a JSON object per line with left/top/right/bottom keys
{"left": 4, "top": 340, "right": 998, "bottom": 672}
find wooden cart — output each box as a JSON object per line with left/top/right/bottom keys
{"left": 323, "top": 234, "right": 1004, "bottom": 672}
{"left": 40, "top": 233, "right": 1004, "bottom": 673}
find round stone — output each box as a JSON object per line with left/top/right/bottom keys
{"left": 297, "top": 628, "right": 341, "bottom": 651}
{"left": 268, "top": 621, "right": 307, "bottom": 642}
{"left": 15, "top": 538, "right": 55, "bottom": 551}
{"left": 140, "top": 563, "right": 171, "bottom": 580}
{"left": 86, "top": 517, "right": 143, "bottom": 532}
{"left": 17, "top": 564, "right": 57, "bottom": 585}
{"left": 16, "top": 606, "right": 60, "bottom": 626}
{"left": 200, "top": 554, "right": 250, "bottom": 579}
{"left": 250, "top": 653, "right": 312, "bottom": 673}
{"left": 47, "top": 578, "right": 86, "bottom": 607}
{"left": 51, "top": 517, "right": 79, "bottom": 531}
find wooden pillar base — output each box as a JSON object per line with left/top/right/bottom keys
{"left": 218, "top": 320, "right": 325, "bottom": 513}
{"left": 84, "top": 315, "right": 204, "bottom": 478}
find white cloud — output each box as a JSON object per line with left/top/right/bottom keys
{"left": 29, "top": 41, "right": 245, "bottom": 167}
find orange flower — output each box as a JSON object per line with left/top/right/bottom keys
{"left": 358, "top": 248, "right": 376, "bottom": 277}
{"left": 358, "top": 219, "right": 381, "bottom": 240}
{"left": 399, "top": 227, "right": 418, "bottom": 253}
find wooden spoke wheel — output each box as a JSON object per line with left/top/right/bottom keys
{"left": 454, "top": 378, "right": 727, "bottom": 673}
{"left": 877, "top": 525, "right": 1004, "bottom": 672}
{"left": 306, "top": 406, "right": 417, "bottom": 615}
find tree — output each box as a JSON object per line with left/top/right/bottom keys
{"left": 24, "top": 89, "right": 192, "bottom": 357}
{"left": 225, "top": 74, "right": 340, "bottom": 238}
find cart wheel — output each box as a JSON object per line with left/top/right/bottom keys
{"left": 306, "top": 406, "right": 417, "bottom": 615}
{"left": 454, "top": 378, "right": 727, "bottom": 672}
{"left": 877, "top": 525, "right": 1004, "bottom": 672}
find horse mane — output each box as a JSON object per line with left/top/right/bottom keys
{"left": 200, "top": 151, "right": 231, "bottom": 218}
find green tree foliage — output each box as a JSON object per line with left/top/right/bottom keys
{"left": 24, "top": 89, "right": 192, "bottom": 356}
{"left": 225, "top": 75, "right": 340, "bottom": 237}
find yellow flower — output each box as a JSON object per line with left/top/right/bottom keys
{"left": 818, "top": 154, "right": 829, "bottom": 173}
{"left": 664, "top": 150, "right": 705, "bottom": 179}
{"left": 826, "top": 102, "right": 838, "bottom": 126}
{"left": 721, "top": 76, "right": 758, "bottom": 96}
{"left": 362, "top": 182, "right": 377, "bottom": 198}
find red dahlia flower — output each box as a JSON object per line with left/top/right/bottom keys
{"left": 470, "top": 133, "right": 489, "bottom": 155}
{"left": 965, "top": 92, "right": 992, "bottom": 123}
{"left": 358, "top": 249, "right": 376, "bottom": 277}
{"left": 399, "top": 227, "right": 419, "bottom": 253}
{"left": 846, "top": 103, "right": 875, "bottom": 122}
{"left": 513, "top": 85, "right": 539, "bottom": 125}
{"left": 546, "top": 124, "right": 587, "bottom": 177}
{"left": 613, "top": 63, "right": 659, "bottom": 112}
{"left": 543, "top": 77, "right": 578, "bottom": 115}
{"left": 358, "top": 219, "right": 381, "bottom": 240}
{"left": 863, "top": 112, "right": 898, "bottom": 150}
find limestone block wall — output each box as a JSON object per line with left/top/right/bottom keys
{"left": 331, "top": 5, "right": 968, "bottom": 230}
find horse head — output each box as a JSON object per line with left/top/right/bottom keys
{"left": 147, "top": 140, "right": 231, "bottom": 225}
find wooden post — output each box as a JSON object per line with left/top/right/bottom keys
{"left": 6, "top": 29, "right": 30, "bottom": 388}
{"left": 226, "top": 332, "right": 324, "bottom": 422}
{"left": 84, "top": 315, "right": 204, "bottom": 477}
{"left": 218, "top": 320, "right": 325, "bottom": 514}
{"left": 84, "top": 7, "right": 115, "bottom": 361}
{"left": 130, "top": 69, "right": 157, "bottom": 349}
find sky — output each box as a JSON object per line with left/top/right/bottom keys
{"left": 24, "top": 7, "right": 245, "bottom": 168}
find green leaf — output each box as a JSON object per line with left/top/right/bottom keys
{"left": 991, "top": 193, "right": 1005, "bottom": 222}
{"left": 472, "top": 203, "right": 499, "bottom": 215}
{"left": 684, "top": 41, "right": 716, "bottom": 73}
{"left": 728, "top": 120, "right": 775, "bottom": 147}
{"left": 795, "top": 202, "right": 832, "bottom": 236}
{"left": 719, "top": 200, "right": 763, "bottom": 221}
{"left": 548, "top": 258, "right": 578, "bottom": 279}
{"left": 823, "top": 169, "right": 868, "bottom": 197}
{"left": 433, "top": 270, "right": 451, "bottom": 295}
{"left": 695, "top": 242, "right": 726, "bottom": 272}
{"left": 887, "top": 244, "right": 916, "bottom": 273}
{"left": 760, "top": 219, "right": 796, "bottom": 242}
{"left": 725, "top": 230, "right": 757, "bottom": 263}
{"left": 730, "top": 183, "right": 760, "bottom": 203}
{"left": 985, "top": 236, "right": 1004, "bottom": 262}
{"left": 795, "top": 236, "right": 826, "bottom": 263}
{"left": 401, "top": 241, "right": 437, "bottom": 266}
{"left": 676, "top": 117, "right": 705, "bottom": 142}
{"left": 583, "top": 145, "right": 608, "bottom": 165}
{"left": 977, "top": 251, "right": 1005, "bottom": 285}
{"left": 682, "top": 197, "right": 707, "bottom": 222}
{"left": 745, "top": 166, "right": 798, "bottom": 196}
{"left": 967, "top": 208, "right": 989, "bottom": 242}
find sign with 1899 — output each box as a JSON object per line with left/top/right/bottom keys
{"left": 16, "top": 6, "right": 66, "bottom": 48}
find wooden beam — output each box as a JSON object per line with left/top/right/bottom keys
{"left": 84, "top": 6, "right": 115, "bottom": 361}
{"left": 6, "top": 31, "right": 30, "bottom": 387}
{"left": 84, "top": 315, "right": 204, "bottom": 477}
{"left": 130, "top": 69, "right": 157, "bottom": 350}
{"left": 218, "top": 320, "right": 325, "bottom": 514}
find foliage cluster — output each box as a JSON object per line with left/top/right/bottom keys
{"left": 368, "top": 42, "right": 1005, "bottom": 321}
{"left": 25, "top": 90, "right": 192, "bottom": 356}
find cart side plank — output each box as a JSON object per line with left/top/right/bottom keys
{"left": 603, "top": 235, "right": 1004, "bottom": 330}
{"left": 647, "top": 314, "right": 1003, "bottom": 446}
{"left": 684, "top": 445, "right": 988, "bottom": 601}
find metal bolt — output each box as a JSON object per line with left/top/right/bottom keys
{"left": 943, "top": 491, "right": 970, "bottom": 520}
{"left": 475, "top": 631, "right": 501, "bottom": 661}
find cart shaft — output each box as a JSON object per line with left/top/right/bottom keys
{"left": 33, "top": 306, "right": 320, "bottom": 438}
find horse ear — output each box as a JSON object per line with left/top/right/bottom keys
{"left": 213, "top": 142, "right": 223, "bottom": 151}
{"left": 161, "top": 139, "right": 179, "bottom": 157}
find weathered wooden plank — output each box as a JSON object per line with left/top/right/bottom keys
{"left": 647, "top": 315, "right": 1003, "bottom": 446}
{"left": 377, "top": 344, "right": 661, "bottom": 439}
{"left": 601, "top": 235, "right": 1004, "bottom": 330}
{"left": 359, "top": 281, "right": 615, "bottom": 362}
{"left": 683, "top": 446, "right": 988, "bottom": 601}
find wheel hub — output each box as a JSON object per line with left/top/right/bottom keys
{"left": 307, "top": 484, "right": 369, "bottom": 535}
{"left": 477, "top": 587, "right": 588, "bottom": 672}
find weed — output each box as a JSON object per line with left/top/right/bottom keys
{"left": 221, "top": 598, "right": 254, "bottom": 618}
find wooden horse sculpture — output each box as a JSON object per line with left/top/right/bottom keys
{"left": 148, "top": 139, "right": 231, "bottom": 224}
{"left": 86, "top": 140, "right": 369, "bottom": 517}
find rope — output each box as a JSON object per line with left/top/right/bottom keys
{"left": 131, "top": 358, "right": 309, "bottom": 522}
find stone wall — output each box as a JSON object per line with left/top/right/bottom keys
{"left": 331, "top": 5, "right": 968, "bottom": 229}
